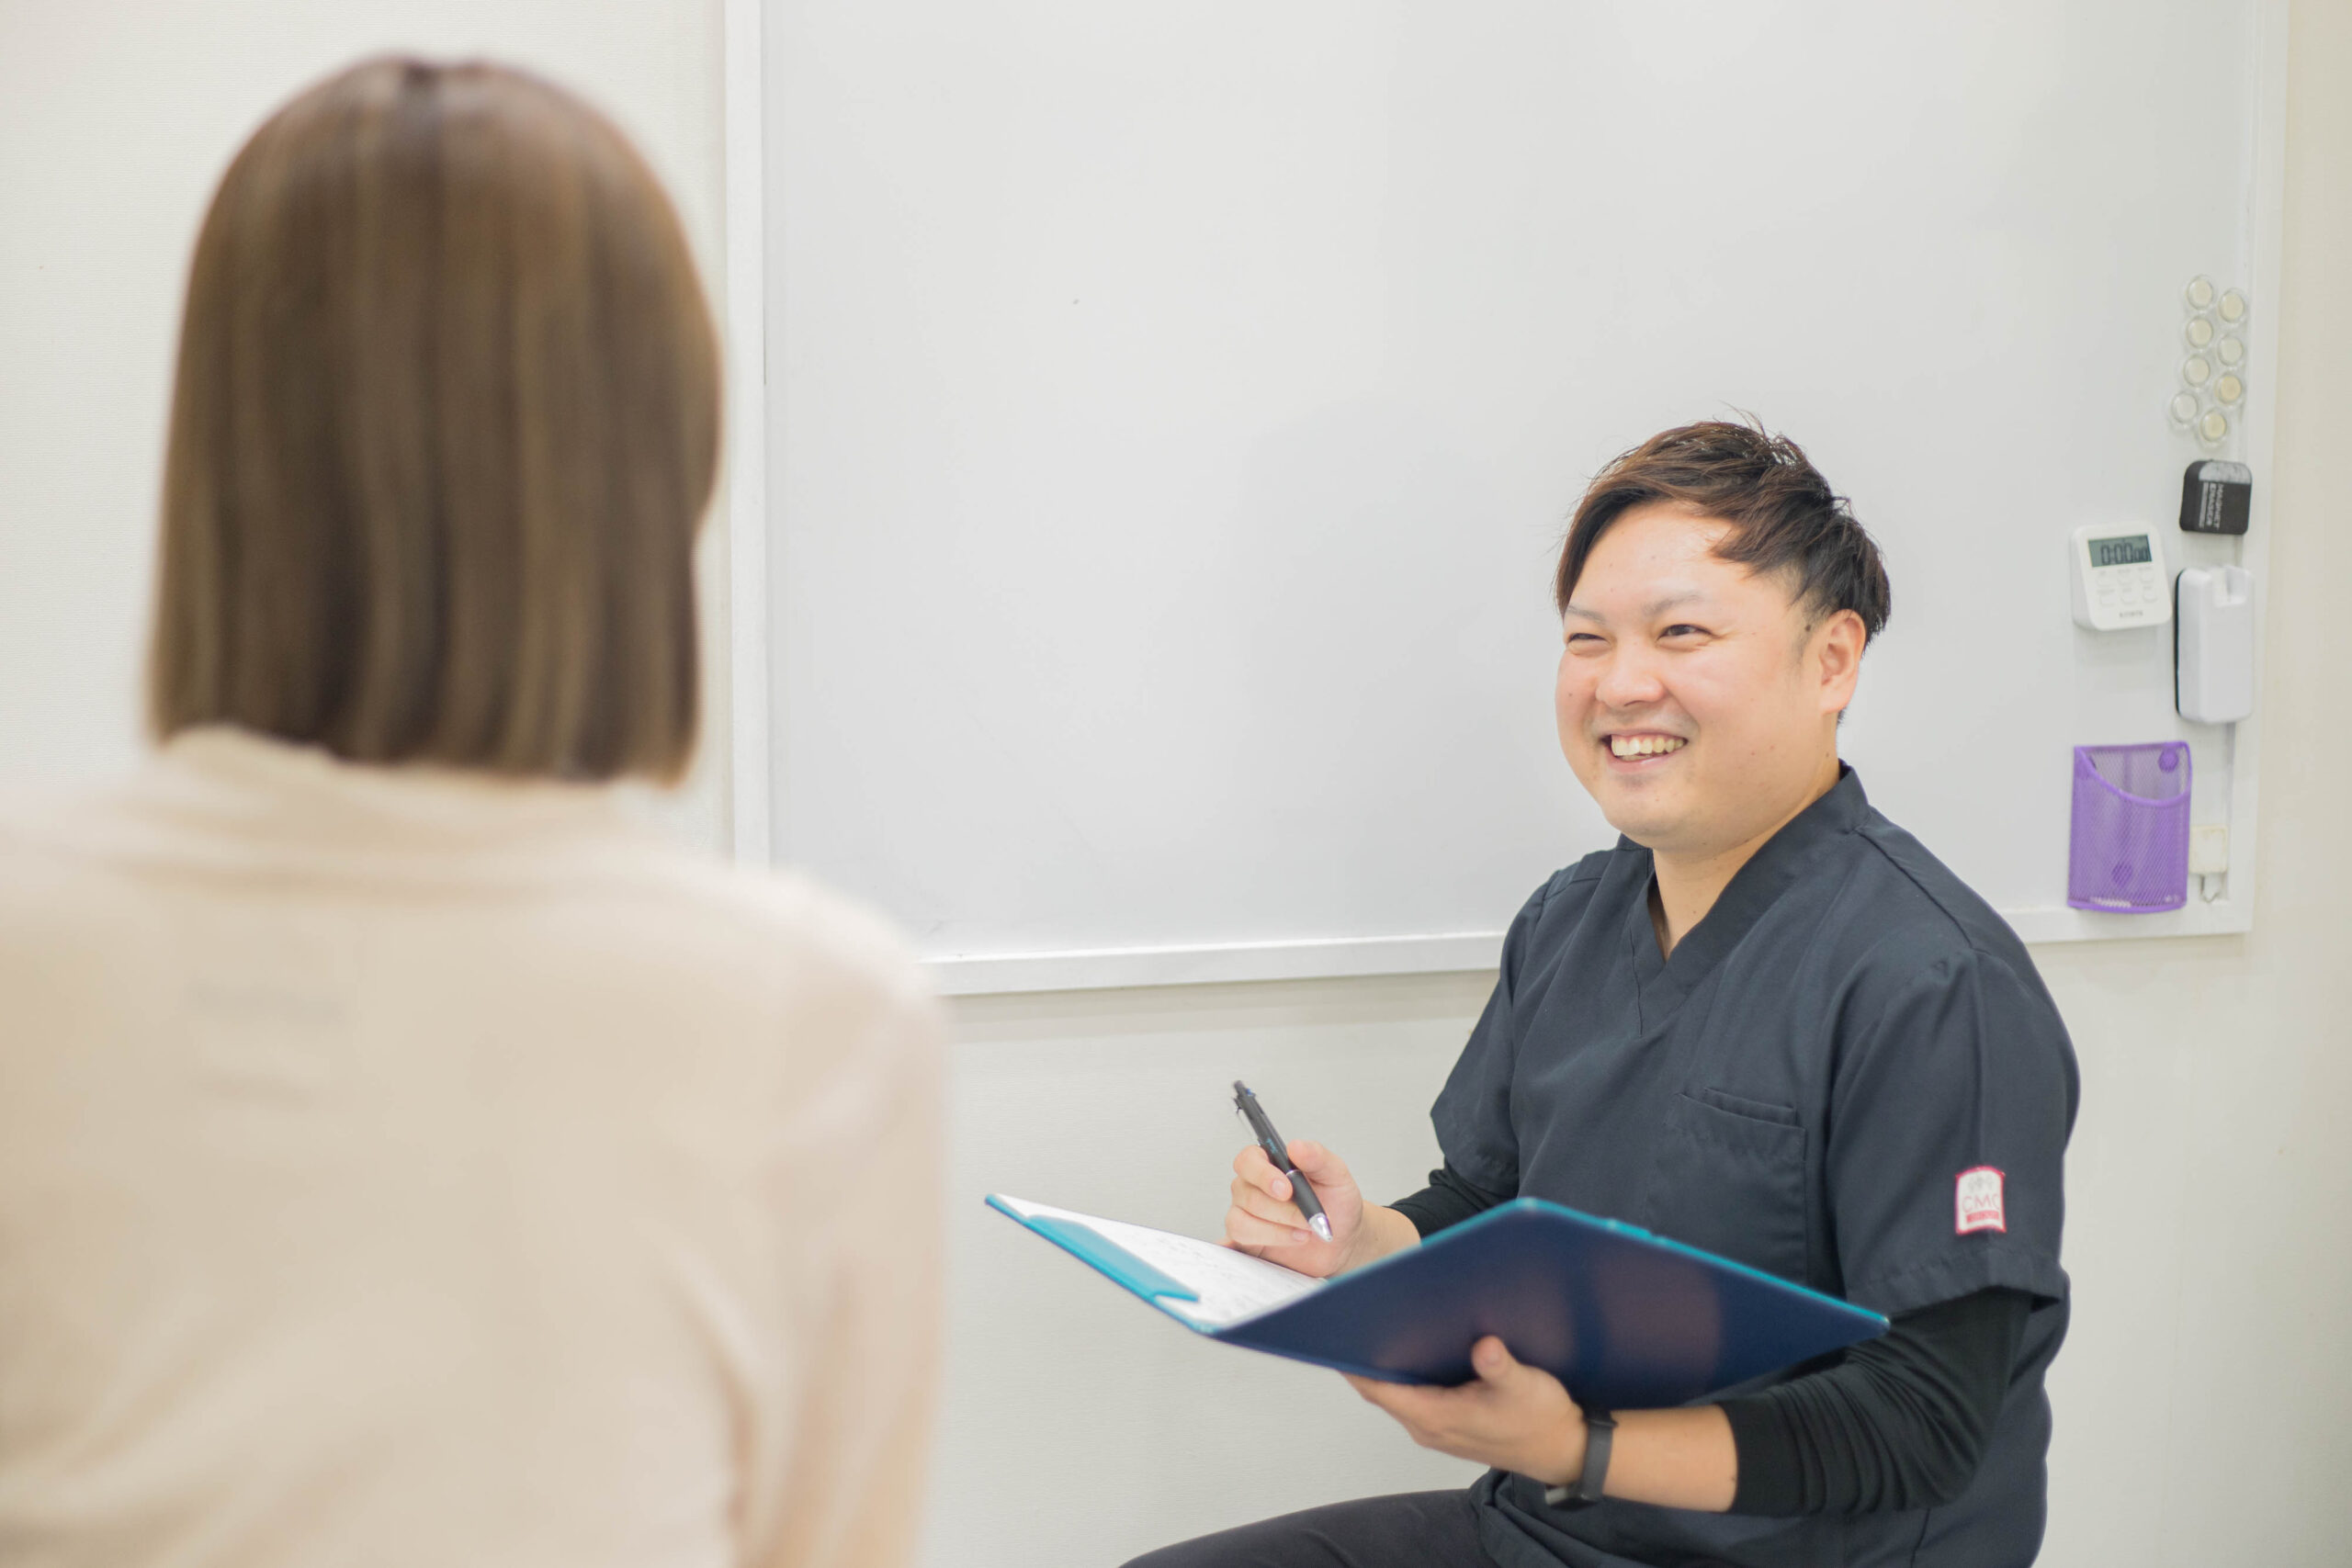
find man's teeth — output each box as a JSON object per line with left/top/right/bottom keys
{"left": 1609, "top": 735, "right": 1687, "bottom": 758}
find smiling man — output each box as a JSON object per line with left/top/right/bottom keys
{"left": 1125, "top": 423, "right": 2079, "bottom": 1568}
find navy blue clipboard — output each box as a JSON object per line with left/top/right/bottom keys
{"left": 989, "top": 1193, "right": 1887, "bottom": 1409}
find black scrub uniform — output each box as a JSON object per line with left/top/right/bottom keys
{"left": 1436, "top": 767, "right": 2077, "bottom": 1568}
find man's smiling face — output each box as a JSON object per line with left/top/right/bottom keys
{"left": 1555, "top": 502, "right": 1858, "bottom": 862}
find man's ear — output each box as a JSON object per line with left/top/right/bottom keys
{"left": 1814, "top": 608, "right": 1866, "bottom": 716}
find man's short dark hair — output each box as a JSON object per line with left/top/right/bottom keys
{"left": 1555, "top": 421, "right": 1892, "bottom": 643}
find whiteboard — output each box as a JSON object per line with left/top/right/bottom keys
{"left": 745, "top": 0, "right": 2283, "bottom": 991}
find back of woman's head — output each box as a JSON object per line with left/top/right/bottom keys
{"left": 151, "top": 58, "right": 719, "bottom": 782}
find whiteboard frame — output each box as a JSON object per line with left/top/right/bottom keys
{"left": 729, "top": 0, "right": 2286, "bottom": 995}
{"left": 723, "top": 0, "right": 773, "bottom": 869}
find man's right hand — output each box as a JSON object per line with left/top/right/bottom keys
{"left": 1224, "top": 1141, "right": 1414, "bottom": 1277}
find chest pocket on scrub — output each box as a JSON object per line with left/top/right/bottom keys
{"left": 1639, "top": 1086, "right": 1810, "bottom": 1284}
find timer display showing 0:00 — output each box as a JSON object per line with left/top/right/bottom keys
{"left": 2090, "top": 536, "right": 2154, "bottom": 568}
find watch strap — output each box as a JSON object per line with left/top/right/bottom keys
{"left": 1542, "top": 1408, "right": 1615, "bottom": 1510}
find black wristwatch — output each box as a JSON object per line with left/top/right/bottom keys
{"left": 1543, "top": 1409, "right": 1615, "bottom": 1510}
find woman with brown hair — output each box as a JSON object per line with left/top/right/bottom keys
{"left": 0, "top": 58, "right": 940, "bottom": 1567}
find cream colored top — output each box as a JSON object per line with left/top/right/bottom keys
{"left": 0, "top": 728, "right": 944, "bottom": 1568}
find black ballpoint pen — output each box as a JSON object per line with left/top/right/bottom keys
{"left": 1232, "top": 1080, "right": 1332, "bottom": 1242}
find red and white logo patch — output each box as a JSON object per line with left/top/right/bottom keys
{"left": 1955, "top": 1167, "right": 2007, "bottom": 1235}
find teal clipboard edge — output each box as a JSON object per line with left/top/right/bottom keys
{"left": 1564, "top": 1201, "right": 1890, "bottom": 1335}
{"left": 985, "top": 1194, "right": 1208, "bottom": 1324}
{"left": 988, "top": 1197, "right": 1413, "bottom": 1369}
{"left": 1306, "top": 1196, "right": 1889, "bottom": 1337}
{"left": 986, "top": 1191, "right": 1889, "bottom": 1386}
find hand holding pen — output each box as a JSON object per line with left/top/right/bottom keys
{"left": 1225, "top": 1080, "right": 1371, "bottom": 1278}
{"left": 1234, "top": 1080, "right": 1330, "bottom": 1240}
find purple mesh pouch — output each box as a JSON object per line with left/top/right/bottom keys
{"left": 2067, "top": 742, "right": 2190, "bottom": 912}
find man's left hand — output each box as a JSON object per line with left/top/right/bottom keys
{"left": 1344, "top": 1336, "right": 1587, "bottom": 1486}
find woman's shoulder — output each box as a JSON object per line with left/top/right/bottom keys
{"left": 0, "top": 743, "right": 937, "bottom": 1040}
{"left": 626, "top": 844, "right": 933, "bottom": 1012}
{"left": 610, "top": 851, "right": 945, "bottom": 1136}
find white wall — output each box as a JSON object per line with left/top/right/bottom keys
{"left": 5, "top": 4, "right": 2350, "bottom": 1566}
{"left": 2025, "top": 4, "right": 2352, "bottom": 1552}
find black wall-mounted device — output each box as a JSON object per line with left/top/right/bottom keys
{"left": 2178, "top": 460, "right": 2252, "bottom": 536}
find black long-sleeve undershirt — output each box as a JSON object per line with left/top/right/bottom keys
{"left": 1389, "top": 1164, "right": 2032, "bottom": 1516}
{"left": 1718, "top": 1287, "right": 2029, "bottom": 1514}
{"left": 1390, "top": 1162, "right": 1516, "bottom": 1239}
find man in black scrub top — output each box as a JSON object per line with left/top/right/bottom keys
{"left": 1125, "top": 423, "right": 2079, "bottom": 1568}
